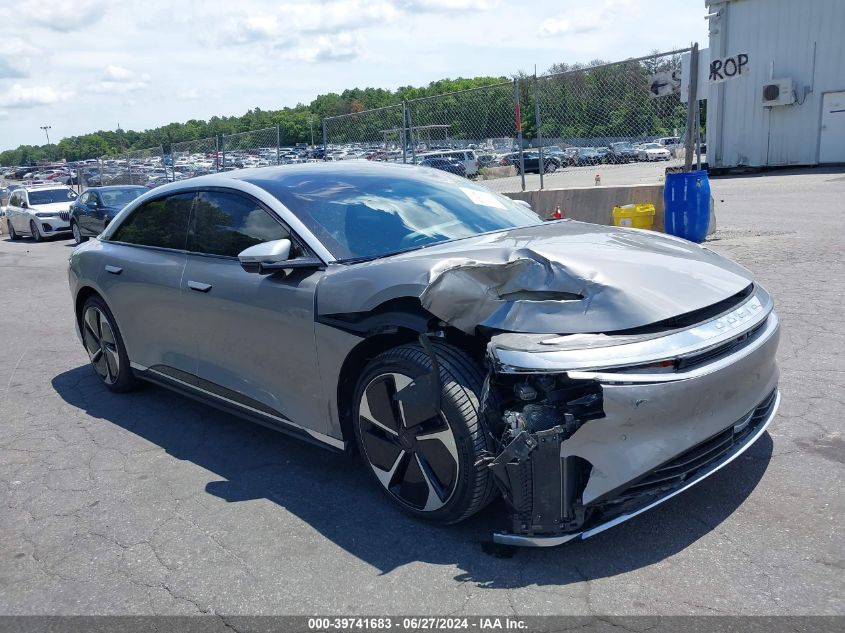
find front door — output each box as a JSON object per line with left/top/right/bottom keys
{"left": 820, "top": 91, "right": 845, "bottom": 164}
{"left": 182, "top": 189, "right": 327, "bottom": 434}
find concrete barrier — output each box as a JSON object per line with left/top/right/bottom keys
{"left": 503, "top": 183, "right": 716, "bottom": 235}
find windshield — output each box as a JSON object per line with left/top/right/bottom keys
{"left": 29, "top": 189, "right": 77, "bottom": 205}
{"left": 100, "top": 187, "right": 146, "bottom": 207}
{"left": 260, "top": 167, "right": 542, "bottom": 260}
{"left": 642, "top": 143, "right": 662, "bottom": 149}
{"left": 612, "top": 142, "right": 633, "bottom": 150}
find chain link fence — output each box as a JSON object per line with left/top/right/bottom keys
{"left": 322, "top": 104, "right": 407, "bottom": 162}
{"left": 322, "top": 48, "right": 696, "bottom": 193}
{"left": 221, "top": 127, "right": 281, "bottom": 170}
{"left": 78, "top": 146, "right": 165, "bottom": 189}
{"left": 172, "top": 136, "right": 219, "bottom": 180}
{"left": 530, "top": 49, "right": 690, "bottom": 191}
{"left": 406, "top": 82, "right": 518, "bottom": 192}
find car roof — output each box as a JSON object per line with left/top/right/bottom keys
{"left": 86, "top": 185, "right": 148, "bottom": 192}
{"left": 13, "top": 184, "right": 73, "bottom": 192}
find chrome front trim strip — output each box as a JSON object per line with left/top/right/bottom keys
{"left": 492, "top": 390, "right": 780, "bottom": 547}
{"left": 567, "top": 311, "right": 779, "bottom": 384}
{"left": 491, "top": 286, "right": 773, "bottom": 374}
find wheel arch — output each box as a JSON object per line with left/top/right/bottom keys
{"left": 329, "top": 297, "right": 488, "bottom": 450}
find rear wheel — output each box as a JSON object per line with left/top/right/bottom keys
{"left": 7, "top": 221, "right": 20, "bottom": 241}
{"left": 29, "top": 220, "right": 42, "bottom": 242}
{"left": 81, "top": 296, "right": 136, "bottom": 392}
{"left": 353, "top": 342, "right": 496, "bottom": 524}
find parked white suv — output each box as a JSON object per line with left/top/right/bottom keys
{"left": 5, "top": 185, "right": 78, "bottom": 241}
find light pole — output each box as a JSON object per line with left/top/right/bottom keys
{"left": 40, "top": 125, "right": 51, "bottom": 144}
{"left": 307, "top": 115, "right": 314, "bottom": 147}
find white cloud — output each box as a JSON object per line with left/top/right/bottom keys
{"left": 23, "top": 0, "right": 109, "bottom": 32}
{"left": 538, "top": 14, "right": 601, "bottom": 37}
{"left": 103, "top": 65, "right": 134, "bottom": 81}
{"left": 217, "top": 13, "right": 282, "bottom": 45}
{"left": 0, "top": 84, "right": 67, "bottom": 108}
{"left": 288, "top": 32, "right": 362, "bottom": 63}
{"left": 92, "top": 67, "right": 151, "bottom": 94}
{"left": 177, "top": 88, "right": 200, "bottom": 101}
{"left": 396, "top": 0, "right": 495, "bottom": 13}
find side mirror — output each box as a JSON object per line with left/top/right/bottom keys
{"left": 238, "top": 238, "right": 291, "bottom": 266}
{"left": 21, "top": 201, "right": 28, "bottom": 209}
{"left": 239, "top": 238, "right": 323, "bottom": 274}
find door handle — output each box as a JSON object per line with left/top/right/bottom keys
{"left": 104, "top": 265, "right": 122, "bottom": 275}
{"left": 188, "top": 280, "right": 212, "bottom": 293}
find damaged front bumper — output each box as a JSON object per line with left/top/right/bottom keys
{"left": 485, "top": 285, "right": 781, "bottom": 547}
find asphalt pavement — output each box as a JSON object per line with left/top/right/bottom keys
{"left": 0, "top": 167, "right": 842, "bottom": 616}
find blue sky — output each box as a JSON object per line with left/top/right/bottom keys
{"left": 0, "top": 0, "right": 708, "bottom": 151}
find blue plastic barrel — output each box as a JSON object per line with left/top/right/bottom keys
{"left": 663, "top": 170, "right": 710, "bottom": 242}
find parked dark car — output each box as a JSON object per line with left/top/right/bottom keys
{"left": 607, "top": 142, "right": 638, "bottom": 164}
{"left": 573, "top": 147, "right": 603, "bottom": 166}
{"left": 419, "top": 157, "right": 466, "bottom": 177}
{"left": 69, "top": 185, "right": 148, "bottom": 244}
{"left": 500, "top": 152, "right": 561, "bottom": 174}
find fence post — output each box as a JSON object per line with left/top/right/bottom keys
{"left": 684, "top": 42, "right": 699, "bottom": 172}
{"left": 401, "top": 102, "right": 407, "bottom": 164}
{"left": 534, "top": 73, "right": 544, "bottom": 190}
{"left": 127, "top": 154, "right": 132, "bottom": 186}
{"left": 406, "top": 106, "right": 417, "bottom": 164}
{"left": 221, "top": 135, "right": 226, "bottom": 171}
{"left": 322, "top": 120, "right": 328, "bottom": 160}
{"left": 514, "top": 78, "right": 525, "bottom": 192}
{"left": 276, "top": 125, "right": 281, "bottom": 166}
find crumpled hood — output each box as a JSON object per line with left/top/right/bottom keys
{"left": 316, "top": 220, "right": 754, "bottom": 334}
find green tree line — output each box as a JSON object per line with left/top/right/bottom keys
{"left": 1, "top": 54, "right": 696, "bottom": 165}
{"left": 1, "top": 76, "right": 507, "bottom": 165}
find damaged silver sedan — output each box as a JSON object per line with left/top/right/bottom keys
{"left": 68, "top": 162, "right": 780, "bottom": 546}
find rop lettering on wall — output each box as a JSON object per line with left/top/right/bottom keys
{"left": 710, "top": 53, "right": 750, "bottom": 83}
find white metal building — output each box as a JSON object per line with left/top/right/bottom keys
{"left": 704, "top": 0, "right": 845, "bottom": 168}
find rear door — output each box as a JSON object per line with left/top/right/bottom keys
{"left": 102, "top": 192, "right": 197, "bottom": 374}
{"left": 181, "top": 189, "right": 327, "bottom": 431}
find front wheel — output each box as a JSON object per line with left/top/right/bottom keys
{"left": 353, "top": 342, "right": 496, "bottom": 524}
{"left": 7, "top": 221, "right": 20, "bottom": 241}
{"left": 29, "top": 220, "right": 42, "bottom": 242}
{"left": 71, "top": 221, "right": 87, "bottom": 245}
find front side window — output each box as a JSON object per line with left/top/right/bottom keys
{"left": 110, "top": 193, "right": 194, "bottom": 250}
{"left": 100, "top": 187, "right": 145, "bottom": 208}
{"left": 188, "top": 190, "right": 289, "bottom": 258}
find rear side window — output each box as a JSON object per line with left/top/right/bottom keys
{"left": 110, "top": 193, "right": 194, "bottom": 250}
{"left": 188, "top": 190, "right": 289, "bottom": 258}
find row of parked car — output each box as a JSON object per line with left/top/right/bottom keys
{"left": 1, "top": 183, "right": 147, "bottom": 244}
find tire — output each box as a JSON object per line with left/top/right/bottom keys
{"left": 29, "top": 220, "right": 42, "bottom": 242}
{"left": 352, "top": 341, "right": 496, "bottom": 524}
{"left": 80, "top": 296, "right": 137, "bottom": 392}
{"left": 71, "top": 221, "right": 87, "bottom": 245}
{"left": 7, "top": 221, "right": 20, "bottom": 241}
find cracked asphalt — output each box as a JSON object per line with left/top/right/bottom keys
{"left": 0, "top": 168, "right": 843, "bottom": 616}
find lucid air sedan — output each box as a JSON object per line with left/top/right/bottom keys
{"left": 68, "top": 162, "right": 780, "bottom": 546}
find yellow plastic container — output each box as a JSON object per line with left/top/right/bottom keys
{"left": 612, "top": 203, "right": 656, "bottom": 230}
